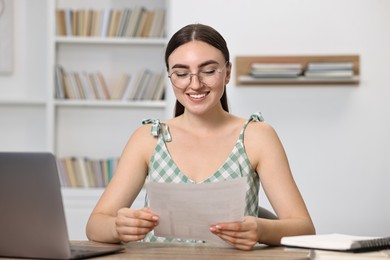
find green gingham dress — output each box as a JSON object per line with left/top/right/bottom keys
{"left": 141, "top": 112, "right": 264, "bottom": 243}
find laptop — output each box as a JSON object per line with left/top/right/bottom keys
{"left": 0, "top": 152, "right": 124, "bottom": 259}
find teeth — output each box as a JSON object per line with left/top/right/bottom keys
{"left": 189, "top": 93, "right": 207, "bottom": 99}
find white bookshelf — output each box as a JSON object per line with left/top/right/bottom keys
{"left": 48, "top": 0, "right": 167, "bottom": 239}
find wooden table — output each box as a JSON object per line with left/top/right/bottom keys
{"left": 75, "top": 241, "right": 310, "bottom": 260}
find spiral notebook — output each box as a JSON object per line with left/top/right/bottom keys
{"left": 281, "top": 233, "right": 390, "bottom": 253}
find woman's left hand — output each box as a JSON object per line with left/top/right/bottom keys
{"left": 209, "top": 216, "right": 260, "bottom": 250}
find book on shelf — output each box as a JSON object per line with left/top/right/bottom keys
{"left": 251, "top": 62, "right": 303, "bottom": 70}
{"left": 126, "top": 69, "right": 152, "bottom": 100}
{"left": 141, "top": 72, "right": 159, "bottom": 100}
{"left": 72, "top": 9, "right": 77, "bottom": 36}
{"left": 96, "top": 72, "right": 111, "bottom": 99}
{"left": 308, "top": 248, "right": 390, "bottom": 260}
{"left": 281, "top": 233, "right": 390, "bottom": 253}
{"left": 88, "top": 72, "right": 108, "bottom": 100}
{"left": 107, "top": 9, "right": 121, "bottom": 37}
{"left": 63, "top": 71, "right": 78, "bottom": 99}
{"left": 56, "top": 10, "right": 66, "bottom": 36}
{"left": 73, "top": 157, "right": 90, "bottom": 187}
{"left": 56, "top": 7, "right": 165, "bottom": 38}
{"left": 250, "top": 70, "right": 302, "bottom": 78}
{"left": 304, "top": 70, "right": 354, "bottom": 79}
{"left": 88, "top": 10, "right": 98, "bottom": 36}
{"left": 64, "top": 9, "right": 73, "bottom": 36}
{"left": 54, "top": 65, "right": 66, "bottom": 99}
{"left": 304, "top": 61, "right": 355, "bottom": 80}
{"left": 124, "top": 69, "right": 165, "bottom": 101}
{"left": 124, "top": 6, "right": 146, "bottom": 37}
{"left": 142, "top": 70, "right": 166, "bottom": 100}
{"left": 306, "top": 62, "right": 354, "bottom": 71}
{"left": 135, "top": 10, "right": 153, "bottom": 38}
{"left": 60, "top": 157, "right": 77, "bottom": 187}
{"left": 111, "top": 73, "right": 131, "bottom": 100}
{"left": 152, "top": 71, "right": 166, "bottom": 101}
{"left": 136, "top": 70, "right": 154, "bottom": 100}
{"left": 116, "top": 8, "right": 131, "bottom": 37}
{"left": 249, "top": 62, "right": 303, "bottom": 78}
{"left": 145, "top": 71, "right": 165, "bottom": 101}
{"left": 149, "top": 9, "right": 166, "bottom": 38}
{"left": 78, "top": 71, "right": 95, "bottom": 99}
{"left": 73, "top": 72, "right": 86, "bottom": 99}
{"left": 82, "top": 9, "right": 93, "bottom": 36}
{"left": 100, "top": 9, "right": 111, "bottom": 37}
{"left": 86, "top": 73, "right": 100, "bottom": 99}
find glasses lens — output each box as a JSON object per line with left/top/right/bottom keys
{"left": 170, "top": 74, "right": 189, "bottom": 88}
{"left": 199, "top": 72, "right": 217, "bottom": 87}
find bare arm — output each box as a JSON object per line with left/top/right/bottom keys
{"left": 86, "top": 125, "right": 159, "bottom": 243}
{"left": 255, "top": 122, "right": 315, "bottom": 244}
{"left": 210, "top": 122, "right": 315, "bottom": 250}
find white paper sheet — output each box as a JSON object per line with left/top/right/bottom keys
{"left": 145, "top": 178, "right": 247, "bottom": 246}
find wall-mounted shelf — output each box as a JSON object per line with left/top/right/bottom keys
{"left": 235, "top": 55, "right": 360, "bottom": 85}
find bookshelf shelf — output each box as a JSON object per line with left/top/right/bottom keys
{"left": 55, "top": 36, "right": 167, "bottom": 45}
{"left": 54, "top": 99, "right": 166, "bottom": 108}
{"left": 236, "top": 55, "right": 360, "bottom": 86}
{"left": 0, "top": 99, "right": 46, "bottom": 106}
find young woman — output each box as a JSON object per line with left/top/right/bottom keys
{"left": 86, "top": 23, "right": 315, "bottom": 251}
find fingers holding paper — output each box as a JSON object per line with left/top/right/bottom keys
{"left": 115, "top": 207, "right": 159, "bottom": 243}
{"left": 209, "top": 216, "right": 259, "bottom": 251}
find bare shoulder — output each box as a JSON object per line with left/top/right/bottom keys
{"left": 122, "top": 123, "right": 158, "bottom": 159}
{"left": 244, "top": 120, "right": 286, "bottom": 167}
{"left": 245, "top": 120, "right": 279, "bottom": 141}
{"left": 131, "top": 123, "right": 154, "bottom": 140}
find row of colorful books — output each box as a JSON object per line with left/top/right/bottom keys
{"left": 57, "top": 157, "right": 119, "bottom": 188}
{"left": 55, "top": 65, "right": 165, "bottom": 101}
{"left": 56, "top": 7, "right": 165, "bottom": 38}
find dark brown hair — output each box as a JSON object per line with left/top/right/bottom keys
{"left": 165, "top": 24, "right": 230, "bottom": 117}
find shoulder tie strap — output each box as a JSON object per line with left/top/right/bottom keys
{"left": 238, "top": 112, "right": 265, "bottom": 141}
{"left": 249, "top": 112, "right": 265, "bottom": 123}
{"left": 142, "top": 119, "right": 172, "bottom": 142}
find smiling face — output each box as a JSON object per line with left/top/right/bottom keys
{"left": 167, "top": 40, "right": 231, "bottom": 116}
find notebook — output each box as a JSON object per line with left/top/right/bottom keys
{"left": 0, "top": 152, "right": 124, "bottom": 259}
{"left": 281, "top": 233, "right": 390, "bottom": 253}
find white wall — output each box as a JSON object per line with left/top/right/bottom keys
{"left": 0, "top": 0, "right": 47, "bottom": 100}
{"left": 0, "top": 0, "right": 48, "bottom": 151}
{"left": 167, "top": 0, "right": 390, "bottom": 236}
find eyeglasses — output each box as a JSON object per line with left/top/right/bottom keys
{"left": 168, "top": 61, "right": 228, "bottom": 89}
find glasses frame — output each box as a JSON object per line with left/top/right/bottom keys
{"left": 168, "top": 61, "right": 229, "bottom": 89}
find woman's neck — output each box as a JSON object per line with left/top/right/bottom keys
{"left": 179, "top": 108, "right": 232, "bottom": 133}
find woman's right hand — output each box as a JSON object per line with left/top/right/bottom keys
{"left": 115, "top": 208, "right": 159, "bottom": 243}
